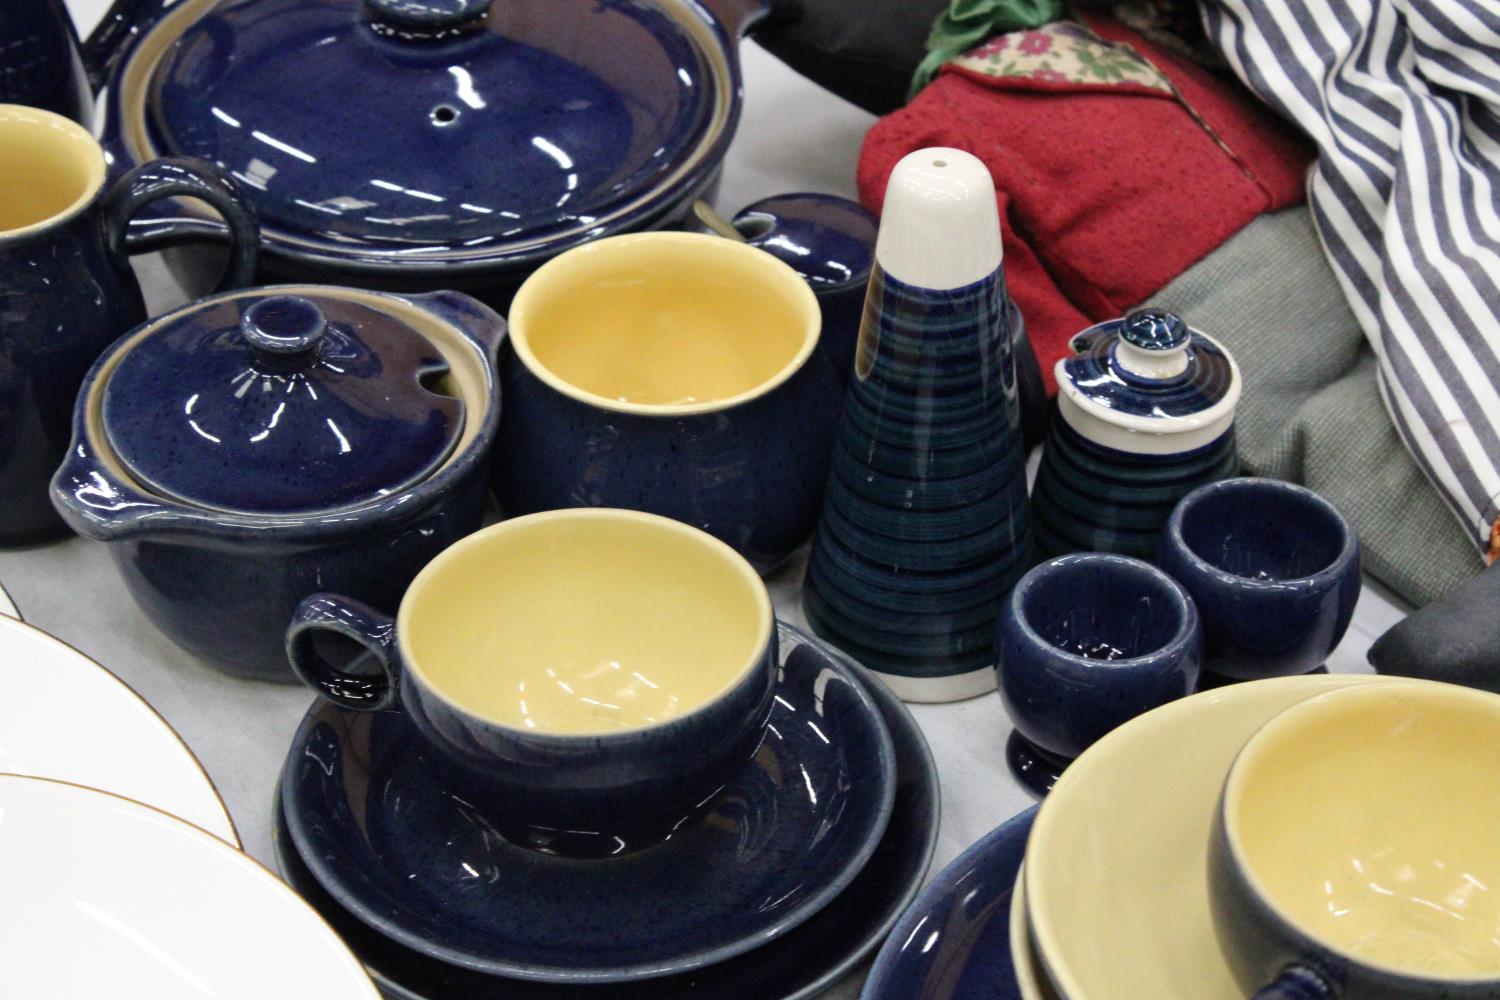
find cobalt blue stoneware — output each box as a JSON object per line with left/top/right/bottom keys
{"left": 996, "top": 553, "right": 1203, "bottom": 797}
{"left": 1158, "top": 478, "right": 1360, "bottom": 682}
{"left": 0, "top": 3, "right": 91, "bottom": 122}
{"left": 51, "top": 285, "right": 503, "bottom": 680}
{"left": 278, "top": 622, "right": 898, "bottom": 984}
{"left": 1032, "top": 308, "right": 1241, "bottom": 560}
{"left": 93, "top": 0, "right": 771, "bottom": 301}
{"left": 0, "top": 105, "right": 258, "bottom": 546}
{"left": 862, "top": 806, "right": 1038, "bottom": 1000}
{"left": 803, "top": 148, "right": 1032, "bottom": 703}
{"left": 272, "top": 624, "right": 940, "bottom": 1000}
{"left": 494, "top": 232, "right": 842, "bottom": 573}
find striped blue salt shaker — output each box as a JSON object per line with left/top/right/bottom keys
{"left": 802, "top": 147, "right": 1033, "bottom": 703}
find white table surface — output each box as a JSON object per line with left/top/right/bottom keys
{"left": 6, "top": 3, "right": 1408, "bottom": 995}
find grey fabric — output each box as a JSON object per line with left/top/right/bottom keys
{"left": 1144, "top": 207, "right": 1480, "bottom": 608}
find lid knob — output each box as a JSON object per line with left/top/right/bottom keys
{"left": 1114, "top": 309, "right": 1191, "bottom": 381}
{"left": 241, "top": 296, "right": 327, "bottom": 363}
{"left": 365, "top": 0, "right": 492, "bottom": 31}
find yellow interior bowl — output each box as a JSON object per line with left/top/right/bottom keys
{"left": 397, "top": 509, "right": 772, "bottom": 736}
{"left": 1026, "top": 673, "right": 1391, "bottom": 999}
{"left": 1010, "top": 867, "right": 1062, "bottom": 1000}
{"left": 0, "top": 104, "right": 106, "bottom": 238}
{"left": 1224, "top": 680, "right": 1500, "bottom": 981}
{"left": 507, "top": 232, "right": 820, "bottom": 415}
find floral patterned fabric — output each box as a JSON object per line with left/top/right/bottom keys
{"left": 948, "top": 19, "right": 1172, "bottom": 93}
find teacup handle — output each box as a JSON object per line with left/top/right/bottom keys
{"left": 1252, "top": 966, "right": 1334, "bottom": 1000}
{"left": 286, "top": 594, "right": 400, "bottom": 711}
{"left": 103, "top": 157, "right": 260, "bottom": 293}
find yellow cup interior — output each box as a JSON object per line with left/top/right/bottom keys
{"left": 508, "top": 232, "right": 819, "bottom": 414}
{"left": 1226, "top": 682, "right": 1500, "bottom": 980}
{"left": 0, "top": 105, "right": 106, "bottom": 237}
{"left": 398, "top": 509, "right": 771, "bottom": 736}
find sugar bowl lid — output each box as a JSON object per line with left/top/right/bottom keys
{"left": 1056, "top": 309, "right": 1240, "bottom": 451}
{"left": 100, "top": 291, "right": 465, "bottom": 514}
{"left": 138, "top": 0, "right": 724, "bottom": 264}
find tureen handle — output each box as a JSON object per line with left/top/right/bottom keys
{"left": 364, "top": 0, "right": 493, "bottom": 31}
{"left": 286, "top": 594, "right": 401, "bottom": 712}
{"left": 103, "top": 157, "right": 260, "bottom": 293}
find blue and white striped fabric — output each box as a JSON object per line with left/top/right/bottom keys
{"left": 1200, "top": 0, "right": 1500, "bottom": 562}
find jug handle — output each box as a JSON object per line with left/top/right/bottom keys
{"left": 81, "top": 0, "right": 171, "bottom": 90}
{"left": 1251, "top": 966, "right": 1334, "bottom": 1000}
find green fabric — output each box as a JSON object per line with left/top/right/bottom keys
{"left": 1143, "top": 207, "right": 1481, "bottom": 609}
{"left": 909, "top": 0, "right": 1067, "bottom": 99}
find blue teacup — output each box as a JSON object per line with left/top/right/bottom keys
{"left": 286, "top": 508, "right": 777, "bottom": 855}
{"left": 1158, "top": 478, "right": 1360, "bottom": 682}
{"left": 996, "top": 553, "right": 1202, "bottom": 796}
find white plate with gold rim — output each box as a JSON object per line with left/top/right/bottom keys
{"left": 0, "top": 614, "right": 237, "bottom": 844}
{"left": 0, "top": 774, "right": 376, "bottom": 999}
{"left": 1024, "top": 674, "right": 1388, "bottom": 999}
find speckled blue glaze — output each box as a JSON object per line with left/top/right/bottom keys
{"left": 997, "top": 554, "right": 1202, "bottom": 796}
{"left": 862, "top": 806, "right": 1037, "bottom": 1000}
{"left": 495, "top": 336, "right": 843, "bottom": 575}
{"left": 0, "top": 4, "right": 91, "bottom": 122}
{"left": 279, "top": 623, "right": 898, "bottom": 984}
{"left": 51, "top": 288, "right": 502, "bottom": 681}
{"left": 1033, "top": 310, "right": 1239, "bottom": 560}
{"left": 1031, "top": 416, "right": 1238, "bottom": 560}
{"left": 803, "top": 263, "right": 1033, "bottom": 684}
{"left": 95, "top": 0, "right": 766, "bottom": 297}
{"left": 287, "top": 587, "right": 779, "bottom": 850}
{"left": 1158, "top": 478, "right": 1360, "bottom": 682}
{"left": 732, "top": 194, "right": 876, "bottom": 384}
{"left": 272, "top": 624, "right": 940, "bottom": 1000}
{"left": 102, "top": 295, "right": 464, "bottom": 513}
{"left": 1, "top": 126, "right": 258, "bottom": 546}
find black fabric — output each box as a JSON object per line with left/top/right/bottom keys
{"left": 1369, "top": 561, "right": 1500, "bottom": 692}
{"left": 755, "top": 0, "right": 949, "bottom": 114}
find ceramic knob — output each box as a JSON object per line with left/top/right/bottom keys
{"left": 365, "top": 0, "right": 492, "bottom": 30}
{"left": 240, "top": 295, "right": 327, "bottom": 364}
{"left": 1114, "top": 308, "right": 1191, "bottom": 380}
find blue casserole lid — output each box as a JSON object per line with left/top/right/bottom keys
{"left": 100, "top": 292, "right": 465, "bottom": 514}
{"left": 144, "top": 0, "right": 719, "bottom": 260}
{"left": 1056, "top": 309, "right": 1240, "bottom": 448}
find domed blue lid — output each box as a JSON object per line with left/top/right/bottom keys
{"left": 146, "top": 0, "right": 715, "bottom": 258}
{"left": 101, "top": 292, "right": 464, "bottom": 513}
{"left": 731, "top": 194, "right": 877, "bottom": 289}
{"left": 1059, "top": 308, "right": 1238, "bottom": 425}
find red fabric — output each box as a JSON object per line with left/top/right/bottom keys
{"left": 857, "top": 17, "right": 1312, "bottom": 393}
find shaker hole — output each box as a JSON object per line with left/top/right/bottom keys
{"left": 932, "top": 158, "right": 949, "bottom": 168}
{"left": 430, "top": 105, "right": 460, "bottom": 126}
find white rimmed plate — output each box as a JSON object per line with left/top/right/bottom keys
{"left": 0, "top": 774, "right": 377, "bottom": 999}
{"left": 0, "top": 614, "right": 237, "bottom": 843}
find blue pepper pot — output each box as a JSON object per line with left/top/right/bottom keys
{"left": 51, "top": 285, "right": 503, "bottom": 681}
{"left": 1032, "top": 309, "right": 1242, "bottom": 561}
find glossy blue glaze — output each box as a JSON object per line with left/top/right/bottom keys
{"left": 733, "top": 193, "right": 876, "bottom": 384}
{"left": 803, "top": 263, "right": 1033, "bottom": 685}
{"left": 862, "top": 806, "right": 1038, "bottom": 1000}
{"left": 997, "top": 554, "right": 1202, "bottom": 794}
{"left": 51, "top": 288, "right": 502, "bottom": 680}
{"left": 103, "top": 295, "right": 464, "bottom": 513}
{"left": 495, "top": 335, "right": 843, "bottom": 575}
{"left": 279, "top": 623, "right": 898, "bottom": 983}
{"left": 97, "top": 0, "right": 765, "bottom": 293}
{"left": 1032, "top": 417, "right": 1238, "bottom": 560}
{"left": 287, "top": 589, "right": 780, "bottom": 848}
{"left": 1060, "top": 310, "right": 1235, "bottom": 419}
{"left": 0, "top": 3, "right": 90, "bottom": 122}
{"left": 0, "top": 115, "right": 257, "bottom": 546}
{"left": 1158, "top": 478, "right": 1360, "bottom": 681}
{"left": 272, "top": 623, "right": 940, "bottom": 1000}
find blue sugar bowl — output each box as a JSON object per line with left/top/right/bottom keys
{"left": 1031, "top": 309, "right": 1241, "bottom": 561}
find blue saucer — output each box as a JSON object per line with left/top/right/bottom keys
{"left": 275, "top": 624, "right": 940, "bottom": 999}
{"left": 862, "top": 807, "right": 1039, "bottom": 1000}
{"left": 280, "top": 623, "right": 899, "bottom": 985}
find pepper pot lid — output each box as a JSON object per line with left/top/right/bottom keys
{"left": 1056, "top": 309, "right": 1241, "bottom": 453}
{"left": 100, "top": 291, "right": 465, "bottom": 514}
